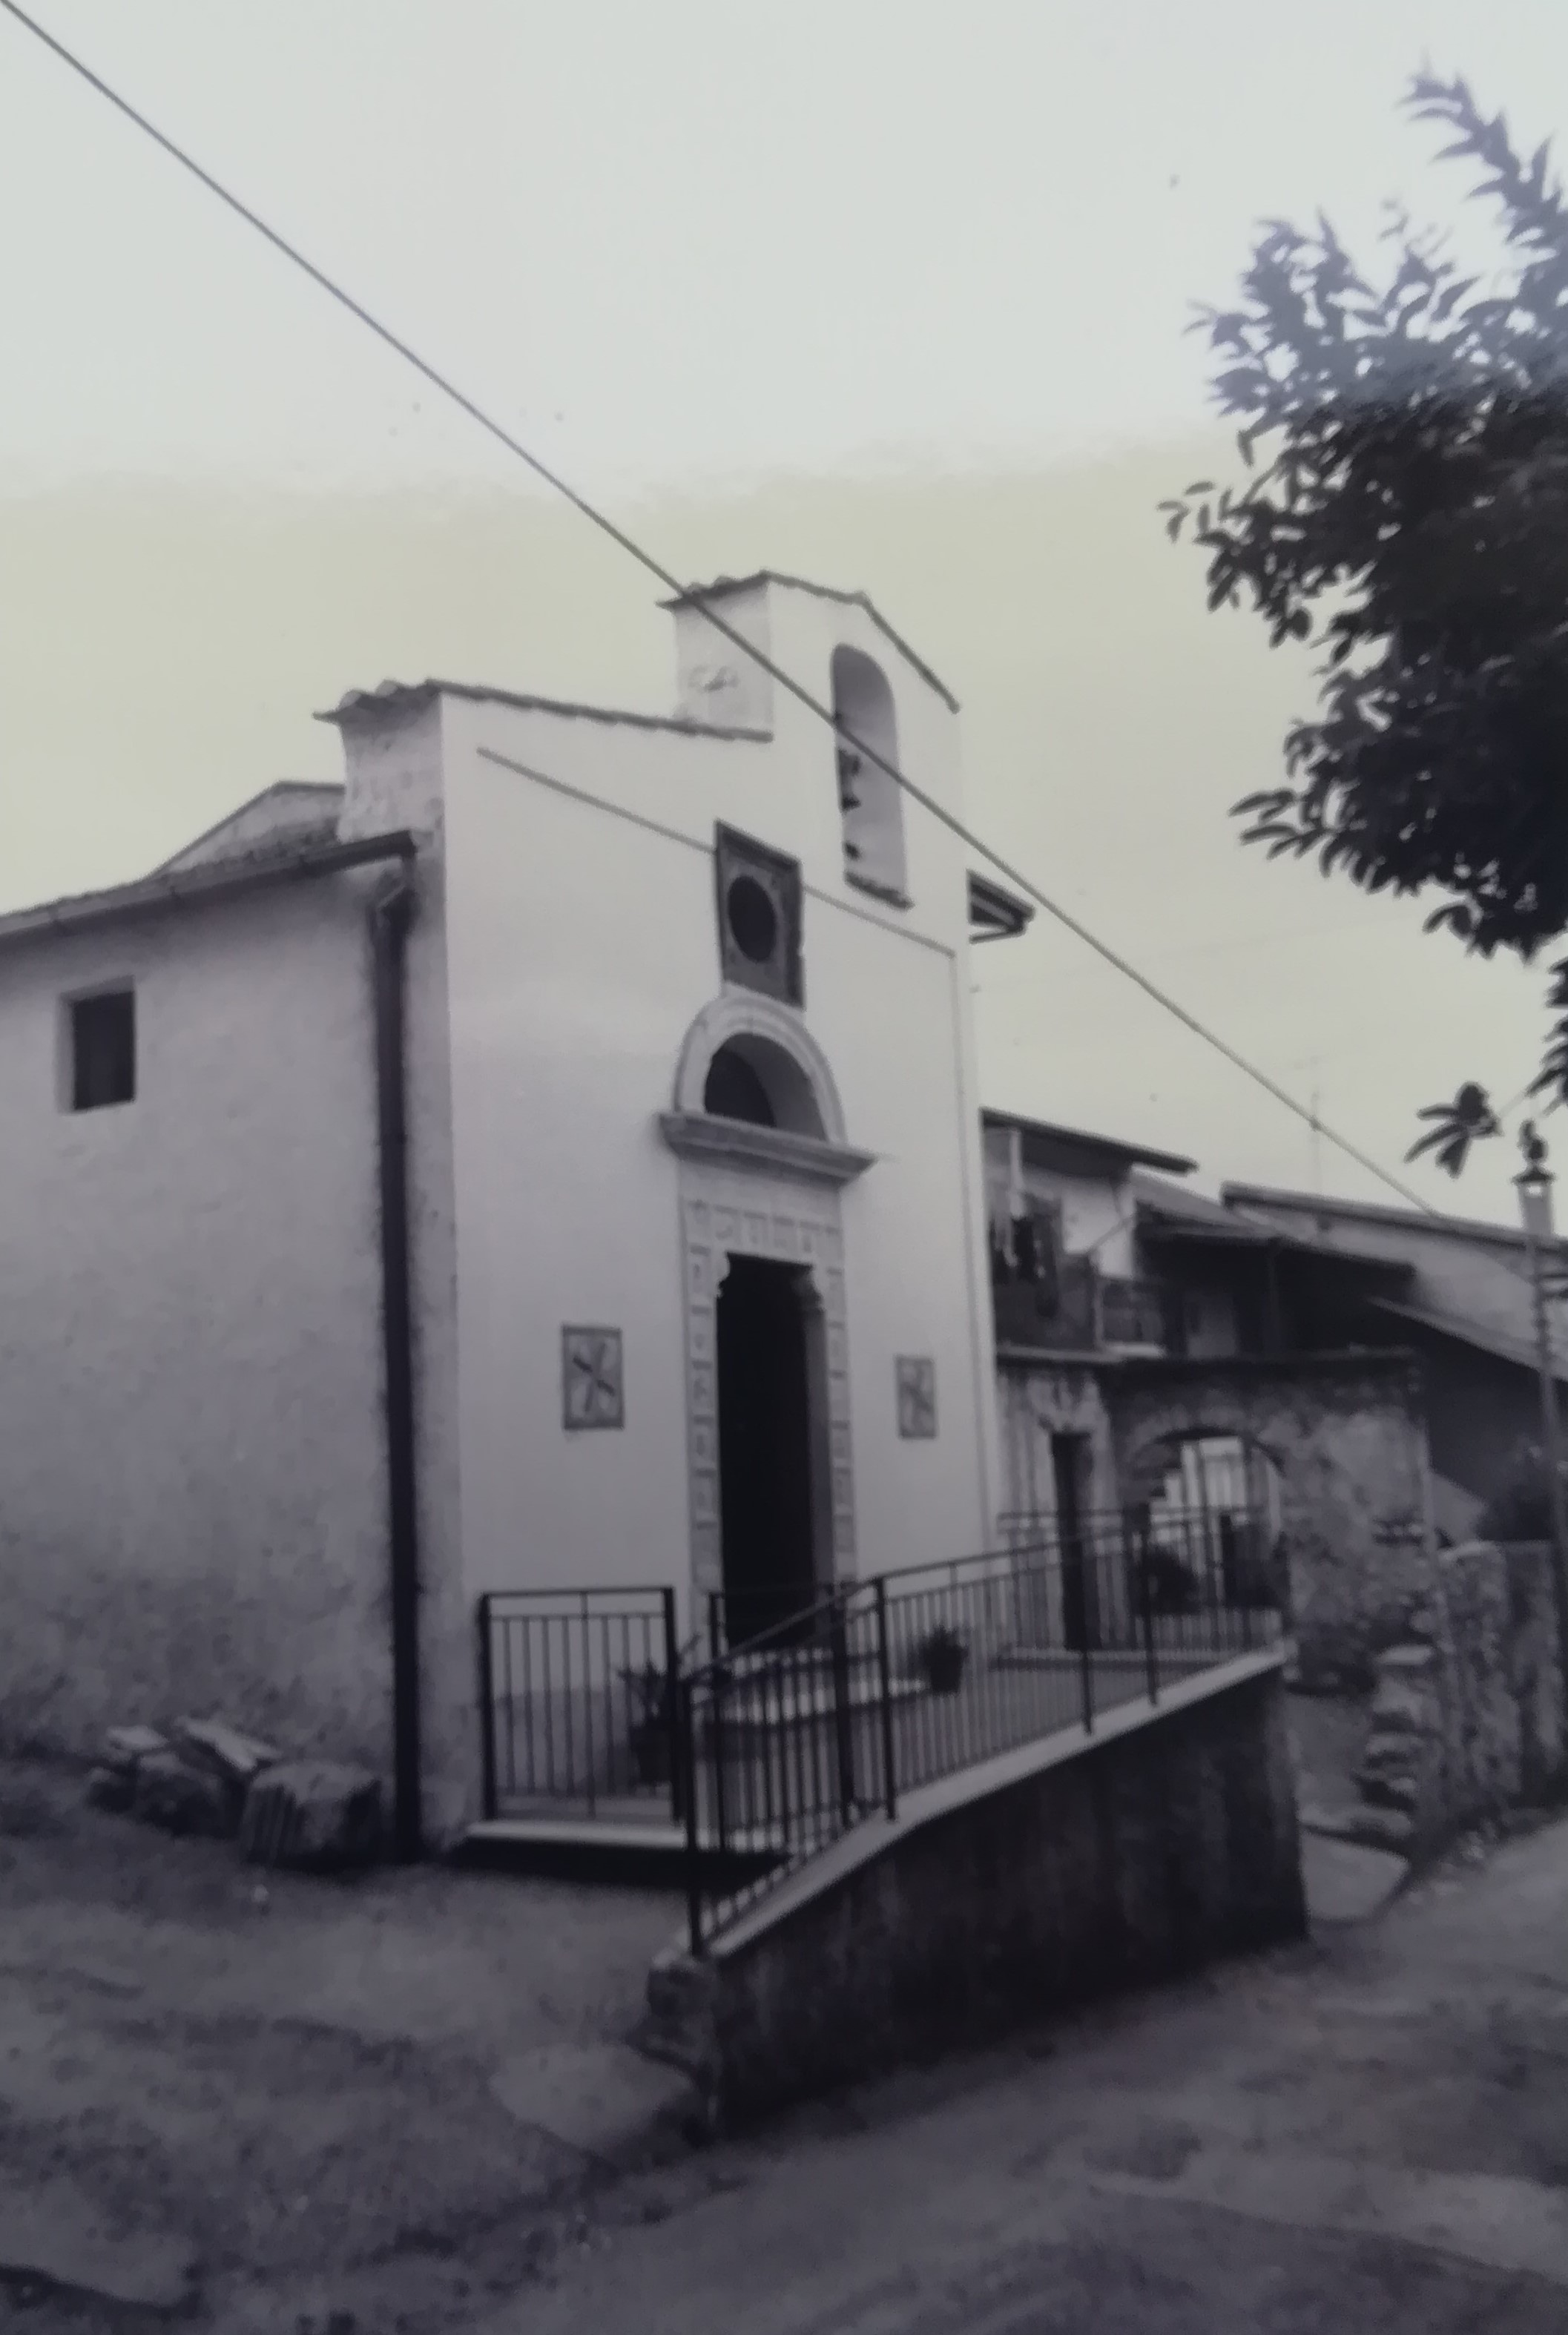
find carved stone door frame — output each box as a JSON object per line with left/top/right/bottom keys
{"left": 677, "top": 1167, "right": 855, "bottom": 1607}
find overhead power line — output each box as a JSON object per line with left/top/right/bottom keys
{"left": 1, "top": 0, "right": 1437, "bottom": 1215}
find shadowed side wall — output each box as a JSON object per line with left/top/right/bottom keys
{"left": 0, "top": 868, "right": 459, "bottom": 1796}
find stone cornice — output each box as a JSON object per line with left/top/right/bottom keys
{"left": 658, "top": 1112, "right": 875, "bottom": 1188}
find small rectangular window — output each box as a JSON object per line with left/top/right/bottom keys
{"left": 70, "top": 989, "right": 136, "bottom": 1112}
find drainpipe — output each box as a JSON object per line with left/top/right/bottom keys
{"left": 369, "top": 863, "right": 422, "bottom": 1861}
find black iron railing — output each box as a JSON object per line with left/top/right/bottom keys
{"left": 702, "top": 1581, "right": 852, "bottom": 1660}
{"left": 678, "top": 1506, "right": 1284, "bottom": 1953}
{"left": 478, "top": 1586, "right": 691, "bottom": 1822}
{"left": 1096, "top": 1275, "right": 1167, "bottom": 1348}
{"left": 990, "top": 1257, "right": 1173, "bottom": 1354}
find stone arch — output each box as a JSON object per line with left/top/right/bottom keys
{"left": 673, "top": 992, "right": 849, "bottom": 1146}
{"left": 1104, "top": 1357, "right": 1439, "bottom": 1689}
{"left": 1123, "top": 1422, "right": 1288, "bottom": 1518}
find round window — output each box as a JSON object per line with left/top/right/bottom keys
{"left": 725, "top": 874, "right": 778, "bottom": 965}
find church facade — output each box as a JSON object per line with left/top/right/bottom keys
{"left": 0, "top": 571, "right": 1030, "bottom": 1842}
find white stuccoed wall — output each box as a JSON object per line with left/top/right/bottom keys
{"left": 342, "top": 576, "right": 1003, "bottom": 1641}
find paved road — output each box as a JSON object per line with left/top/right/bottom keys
{"left": 493, "top": 1819, "right": 1568, "bottom": 2335}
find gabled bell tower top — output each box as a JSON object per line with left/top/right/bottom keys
{"left": 662, "top": 569, "right": 959, "bottom": 734}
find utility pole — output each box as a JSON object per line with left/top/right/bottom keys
{"left": 1308, "top": 1058, "right": 1323, "bottom": 1196}
{"left": 1514, "top": 1121, "right": 1568, "bottom": 1712}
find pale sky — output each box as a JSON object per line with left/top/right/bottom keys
{"left": 1, "top": 0, "right": 1564, "bottom": 1224}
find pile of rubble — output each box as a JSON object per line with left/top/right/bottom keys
{"left": 85, "top": 1716, "right": 383, "bottom": 1871}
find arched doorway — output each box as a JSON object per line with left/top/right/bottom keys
{"left": 1136, "top": 1432, "right": 1291, "bottom": 1621}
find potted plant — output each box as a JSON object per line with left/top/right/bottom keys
{"left": 619, "top": 1639, "right": 700, "bottom": 1788}
{"left": 915, "top": 1623, "right": 969, "bottom": 1696}
{"left": 1138, "top": 1545, "right": 1200, "bottom": 1616}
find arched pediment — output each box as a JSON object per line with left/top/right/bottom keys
{"left": 662, "top": 992, "right": 872, "bottom": 1188}
{"left": 672, "top": 992, "right": 849, "bottom": 1141}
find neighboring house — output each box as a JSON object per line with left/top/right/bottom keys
{"left": 0, "top": 568, "right": 1037, "bottom": 1846}
{"left": 986, "top": 1120, "right": 1439, "bottom": 1684}
{"left": 983, "top": 1109, "right": 1193, "bottom": 1532}
{"left": 984, "top": 1133, "right": 1568, "bottom": 1676}
{"left": 1221, "top": 1184, "right": 1568, "bottom": 1545}
{"left": 984, "top": 1113, "right": 1409, "bottom": 1514}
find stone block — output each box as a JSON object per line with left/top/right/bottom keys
{"left": 644, "top": 1947, "right": 721, "bottom": 2084}
{"left": 101, "top": 1724, "right": 168, "bottom": 1776}
{"left": 1356, "top": 1765, "right": 1422, "bottom": 1813}
{"left": 83, "top": 1765, "right": 134, "bottom": 1814}
{"left": 0, "top": 2177, "right": 197, "bottom": 2314}
{"left": 132, "top": 1749, "right": 239, "bottom": 1838}
{"left": 1377, "top": 1644, "right": 1437, "bottom": 1675}
{"left": 172, "top": 1715, "right": 280, "bottom": 1788}
{"left": 1341, "top": 1802, "right": 1417, "bottom": 1853}
{"left": 237, "top": 1761, "right": 383, "bottom": 1871}
{"left": 1366, "top": 1674, "right": 1432, "bottom": 1735}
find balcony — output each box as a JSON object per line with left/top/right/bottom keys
{"left": 990, "top": 1250, "right": 1170, "bottom": 1356}
{"left": 1097, "top": 1274, "right": 1167, "bottom": 1351}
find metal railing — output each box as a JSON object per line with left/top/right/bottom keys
{"left": 678, "top": 1505, "right": 1284, "bottom": 1953}
{"left": 990, "top": 1256, "right": 1171, "bottom": 1354}
{"left": 478, "top": 1586, "right": 691, "bottom": 1822}
{"left": 1096, "top": 1274, "right": 1168, "bottom": 1348}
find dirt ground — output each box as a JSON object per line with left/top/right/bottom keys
{"left": 491, "top": 1809, "right": 1568, "bottom": 2334}
{"left": 0, "top": 1693, "right": 1425, "bottom": 2332}
{"left": 0, "top": 1756, "right": 696, "bottom": 2332}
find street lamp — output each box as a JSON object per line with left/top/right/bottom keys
{"left": 1514, "top": 1121, "right": 1568, "bottom": 1702}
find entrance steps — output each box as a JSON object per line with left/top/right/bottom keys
{"left": 456, "top": 1812, "right": 797, "bottom": 1889}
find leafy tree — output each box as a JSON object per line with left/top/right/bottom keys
{"left": 1163, "top": 71, "right": 1568, "bottom": 1176}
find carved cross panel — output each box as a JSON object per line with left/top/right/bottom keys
{"left": 896, "top": 1356, "right": 938, "bottom": 1439}
{"left": 562, "top": 1326, "right": 625, "bottom": 1431}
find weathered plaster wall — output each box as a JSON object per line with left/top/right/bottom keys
{"left": 645, "top": 1661, "right": 1305, "bottom": 2127}
{"left": 995, "top": 1360, "right": 1119, "bottom": 1524}
{"left": 0, "top": 865, "right": 461, "bottom": 1817}
{"left": 981, "top": 1127, "right": 1139, "bottom": 1280}
{"left": 1105, "top": 1354, "right": 1437, "bottom": 1691}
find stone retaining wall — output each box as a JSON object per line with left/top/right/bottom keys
{"left": 1348, "top": 1541, "right": 1567, "bottom": 1857}
{"left": 643, "top": 1659, "right": 1305, "bottom": 2130}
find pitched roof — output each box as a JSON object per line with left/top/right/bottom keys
{"left": 1135, "top": 1173, "right": 1412, "bottom": 1274}
{"left": 1221, "top": 1179, "right": 1549, "bottom": 1257}
{"left": 0, "top": 828, "right": 415, "bottom": 955}
{"left": 1134, "top": 1172, "right": 1278, "bottom": 1244}
{"left": 659, "top": 571, "right": 961, "bottom": 712}
{"left": 1369, "top": 1295, "right": 1568, "bottom": 1384}
{"left": 982, "top": 1108, "right": 1196, "bottom": 1177}
{"left": 319, "top": 676, "right": 769, "bottom": 741}
{"left": 152, "top": 780, "right": 345, "bottom": 875}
